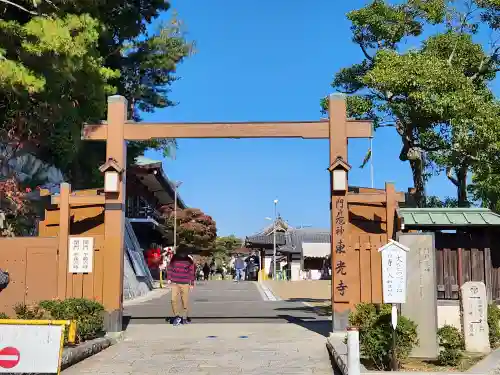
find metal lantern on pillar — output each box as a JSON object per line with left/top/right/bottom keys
{"left": 99, "top": 158, "right": 125, "bottom": 193}
{"left": 328, "top": 156, "right": 351, "bottom": 192}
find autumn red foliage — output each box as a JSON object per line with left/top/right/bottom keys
{"left": 0, "top": 177, "right": 29, "bottom": 236}
{"left": 0, "top": 177, "right": 27, "bottom": 215}
{"left": 160, "top": 207, "right": 217, "bottom": 251}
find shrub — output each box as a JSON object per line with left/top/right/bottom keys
{"left": 14, "top": 303, "right": 51, "bottom": 320}
{"left": 349, "top": 303, "right": 419, "bottom": 370}
{"left": 0, "top": 312, "right": 8, "bottom": 319}
{"left": 14, "top": 299, "right": 104, "bottom": 343}
{"left": 488, "top": 303, "right": 500, "bottom": 348}
{"left": 437, "top": 325, "right": 464, "bottom": 366}
{"left": 39, "top": 298, "right": 105, "bottom": 342}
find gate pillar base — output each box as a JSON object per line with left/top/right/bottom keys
{"left": 104, "top": 309, "right": 123, "bottom": 333}
{"left": 332, "top": 308, "right": 350, "bottom": 331}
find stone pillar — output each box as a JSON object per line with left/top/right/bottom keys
{"left": 461, "top": 281, "right": 490, "bottom": 353}
{"left": 398, "top": 233, "right": 439, "bottom": 358}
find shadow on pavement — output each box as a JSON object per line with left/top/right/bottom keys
{"left": 281, "top": 297, "right": 330, "bottom": 303}
{"left": 275, "top": 315, "right": 332, "bottom": 337}
{"left": 122, "top": 313, "right": 331, "bottom": 337}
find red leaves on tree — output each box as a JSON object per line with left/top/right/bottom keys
{"left": 160, "top": 207, "right": 217, "bottom": 250}
{"left": 0, "top": 177, "right": 27, "bottom": 215}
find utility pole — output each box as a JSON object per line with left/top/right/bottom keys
{"left": 173, "top": 181, "right": 183, "bottom": 251}
{"left": 273, "top": 199, "right": 278, "bottom": 280}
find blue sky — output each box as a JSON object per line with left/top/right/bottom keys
{"left": 143, "top": 0, "right": 470, "bottom": 237}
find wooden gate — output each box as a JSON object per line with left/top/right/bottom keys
{"left": 435, "top": 232, "right": 493, "bottom": 300}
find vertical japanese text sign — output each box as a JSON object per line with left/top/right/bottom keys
{"left": 68, "top": 237, "right": 94, "bottom": 273}
{"left": 333, "top": 195, "right": 349, "bottom": 301}
{"left": 378, "top": 240, "right": 409, "bottom": 304}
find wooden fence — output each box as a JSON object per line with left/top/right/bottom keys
{"left": 0, "top": 234, "right": 105, "bottom": 317}
{"left": 435, "top": 232, "right": 500, "bottom": 301}
{"left": 345, "top": 233, "right": 388, "bottom": 305}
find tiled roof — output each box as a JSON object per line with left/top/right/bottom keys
{"left": 398, "top": 208, "right": 500, "bottom": 227}
{"left": 246, "top": 228, "right": 331, "bottom": 254}
{"left": 282, "top": 228, "right": 331, "bottom": 254}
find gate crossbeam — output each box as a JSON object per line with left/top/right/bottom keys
{"left": 82, "top": 120, "right": 372, "bottom": 140}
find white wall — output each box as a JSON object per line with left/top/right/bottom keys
{"left": 290, "top": 262, "right": 300, "bottom": 281}
{"left": 264, "top": 256, "right": 272, "bottom": 276}
{"left": 434, "top": 304, "right": 499, "bottom": 329}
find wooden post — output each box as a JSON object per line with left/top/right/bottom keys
{"left": 385, "top": 182, "right": 396, "bottom": 240}
{"left": 102, "top": 95, "right": 127, "bottom": 332}
{"left": 57, "top": 183, "right": 70, "bottom": 299}
{"left": 329, "top": 93, "right": 353, "bottom": 331}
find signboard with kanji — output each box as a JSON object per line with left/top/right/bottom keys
{"left": 68, "top": 237, "right": 94, "bottom": 273}
{"left": 379, "top": 239, "right": 409, "bottom": 304}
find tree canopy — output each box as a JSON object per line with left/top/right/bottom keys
{"left": 0, "top": 0, "right": 193, "bottom": 189}
{"left": 324, "top": 0, "right": 500, "bottom": 207}
{"left": 212, "top": 235, "right": 243, "bottom": 264}
{"left": 161, "top": 207, "right": 217, "bottom": 251}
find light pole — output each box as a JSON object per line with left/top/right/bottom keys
{"left": 273, "top": 199, "right": 278, "bottom": 280}
{"left": 173, "top": 181, "right": 183, "bottom": 251}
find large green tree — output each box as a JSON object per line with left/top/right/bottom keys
{"left": 212, "top": 235, "right": 243, "bottom": 263}
{"left": 0, "top": 0, "right": 193, "bottom": 189}
{"left": 324, "top": 0, "right": 500, "bottom": 207}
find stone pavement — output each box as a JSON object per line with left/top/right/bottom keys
{"left": 63, "top": 323, "right": 334, "bottom": 375}
{"left": 63, "top": 281, "right": 334, "bottom": 374}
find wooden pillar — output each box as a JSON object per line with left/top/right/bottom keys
{"left": 385, "top": 182, "right": 396, "bottom": 240}
{"left": 329, "top": 93, "right": 355, "bottom": 331}
{"left": 103, "top": 95, "right": 127, "bottom": 332}
{"left": 57, "top": 182, "right": 70, "bottom": 299}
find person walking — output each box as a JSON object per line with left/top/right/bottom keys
{"left": 202, "top": 262, "right": 210, "bottom": 281}
{"left": 167, "top": 248, "right": 195, "bottom": 326}
{"left": 234, "top": 255, "right": 246, "bottom": 282}
{"left": 209, "top": 260, "right": 216, "bottom": 280}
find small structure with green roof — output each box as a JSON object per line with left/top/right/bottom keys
{"left": 397, "top": 207, "right": 500, "bottom": 301}
{"left": 398, "top": 208, "right": 500, "bottom": 230}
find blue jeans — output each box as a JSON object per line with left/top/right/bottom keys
{"left": 235, "top": 268, "right": 244, "bottom": 281}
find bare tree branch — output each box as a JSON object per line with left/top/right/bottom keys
{"left": 0, "top": 0, "right": 37, "bottom": 14}
{"left": 446, "top": 166, "right": 459, "bottom": 187}
{"left": 358, "top": 42, "right": 374, "bottom": 61}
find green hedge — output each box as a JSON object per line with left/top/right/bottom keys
{"left": 349, "top": 303, "right": 419, "bottom": 371}
{"left": 12, "top": 298, "right": 105, "bottom": 343}
{"left": 437, "top": 325, "right": 464, "bottom": 366}
{"left": 488, "top": 303, "right": 500, "bottom": 348}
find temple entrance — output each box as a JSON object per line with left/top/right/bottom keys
{"left": 81, "top": 93, "right": 397, "bottom": 332}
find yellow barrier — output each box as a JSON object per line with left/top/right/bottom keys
{"left": 258, "top": 269, "right": 268, "bottom": 281}
{"left": 0, "top": 319, "right": 77, "bottom": 375}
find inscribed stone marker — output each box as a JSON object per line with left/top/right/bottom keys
{"left": 398, "top": 233, "right": 439, "bottom": 359}
{"left": 461, "top": 281, "right": 490, "bottom": 353}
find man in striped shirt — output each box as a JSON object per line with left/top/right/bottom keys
{"left": 167, "top": 250, "right": 195, "bottom": 326}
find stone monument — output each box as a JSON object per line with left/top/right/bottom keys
{"left": 398, "top": 233, "right": 439, "bottom": 358}
{"left": 461, "top": 281, "right": 490, "bottom": 353}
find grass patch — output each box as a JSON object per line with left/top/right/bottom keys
{"left": 361, "top": 353, "right": 484, "bottom": 372}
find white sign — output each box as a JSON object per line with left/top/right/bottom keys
{"left": 68, "top": 237, "right": 94, "bottom": 273}
{"left": 379, "top": 239, "right": 409, "bottom": 304}
{"left": 0, "top": 324, "right": 63, "bottom": 373}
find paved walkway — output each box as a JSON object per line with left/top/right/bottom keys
{"left": 124, "top": 281, "right": 331, "bottom": 324}
{"left": 63, "top": 281, "right": 334, "bottom": 374}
